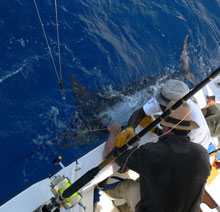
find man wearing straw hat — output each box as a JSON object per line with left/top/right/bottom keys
{"left": 115, "top": 79, "right": 211, "bottom": 150}
{"left": 103, "top": 101, "right": 211, "bottom": 212}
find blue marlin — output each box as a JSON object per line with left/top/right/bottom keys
{"left": 12, "top": 35, "right": 198, "bottom": 161}
{"left": 59, "top": 35, "right": 198, "bottom": 148}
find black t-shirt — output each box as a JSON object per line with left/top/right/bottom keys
{"left": 115, "top": 134, "right": 211, "bottom": 212}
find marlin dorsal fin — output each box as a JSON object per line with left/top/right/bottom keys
{"left": 71, "top": 74, "right": 91, "bottom": 100}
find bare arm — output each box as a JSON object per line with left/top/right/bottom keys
{"left": 205, "top": 96, "right": 215, "bottom": 108}
{"left": 128, "top": 107, "right": 146, "bottom": 128}
{"left": 103, "top": 123, "right": 121, "bottom": 160}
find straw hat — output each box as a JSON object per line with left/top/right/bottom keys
{"left": 155, "top": 80, "right": 189, "bottom": 106}
{"left": 154, "top": 101, "right": 200, "bottom": 130}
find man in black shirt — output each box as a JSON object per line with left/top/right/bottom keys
{"left": 104, "top": 101, "right": 211, "bottom": 212}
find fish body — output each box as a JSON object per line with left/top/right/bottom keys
{"left": 61, "top": 35, "right": 199, "bottom": 148}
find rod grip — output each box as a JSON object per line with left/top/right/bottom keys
{"left": 62, "top": 167, "right": 100, "bottom": 199}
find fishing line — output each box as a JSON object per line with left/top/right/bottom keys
{"left": 33, "top": 0, "right": 61, "bottom": 83}
{"left": 34, "top": 0, "right": 79, "bottom": 163}
{"left": 10, "top": 126, "right": 112, "bottom": 164}
{"left": 55, "top": 0, "right": 63, "bottom": 82}
{"left": 11, "top": 124, "right": 127, "bottom": 164}
{"left": 70, "top": 125, "right": 126, "bottom": 133}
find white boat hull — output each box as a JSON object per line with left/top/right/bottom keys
{"left": 1, "top": 75, "right": 220, "bottom": 212}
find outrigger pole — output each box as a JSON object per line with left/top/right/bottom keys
{"left": 61, "top": 67, "right": 220, "bottom": 199}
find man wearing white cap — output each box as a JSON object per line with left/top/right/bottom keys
{"left": 115, "top": 79, "right": 211, "bottom": 149}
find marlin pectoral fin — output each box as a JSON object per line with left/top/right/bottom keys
{"left": 71, "top": 74, "right": 91, "bottom": 99}
{"left": 181, "top": 34, "right": 190, "bottom": 74}
{"left": 181, "top": 35, "right": 199, "bottom": 85}
{"left": 185, "top": 72, "right": 199, "bottom": 85}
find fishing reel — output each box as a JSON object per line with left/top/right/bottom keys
{"left": 36, "top": 176, "right": 81, "bottom": 212}
{"left": 51, "top": 176, "right": 82, "bottom": 209}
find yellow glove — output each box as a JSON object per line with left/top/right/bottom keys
{"left": 139, "top": 115, "right": 157, "bottom": 133}
{"left": 114, "top": 126, "right": 135, "bottom": 148}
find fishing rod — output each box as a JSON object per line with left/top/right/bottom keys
{"left": 41, "top": 67, "right": 220, "bottom": 212}
{"left": 57, "top": 67, "right": 220, "bottom": 200}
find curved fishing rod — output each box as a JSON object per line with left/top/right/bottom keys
{"left": 60, "top": 66, "right": 220, "bottom": 199}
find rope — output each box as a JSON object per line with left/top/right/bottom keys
{"left": 102, "top": 176, "right": 125, "bottom": 191}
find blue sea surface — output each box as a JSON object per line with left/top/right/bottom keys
{"left": 0, "top": 0, "right": 220, "bottom": 204}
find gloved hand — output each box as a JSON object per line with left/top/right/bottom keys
{"left": 139, "top": 115, "right": 157, "bottom": 133}
{"left": 114, "top": 126, "right": 135, "bottom": 148}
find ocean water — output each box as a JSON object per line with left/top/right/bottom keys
{"left": 0, "top": 0, "right": 220, "bottom": 204}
